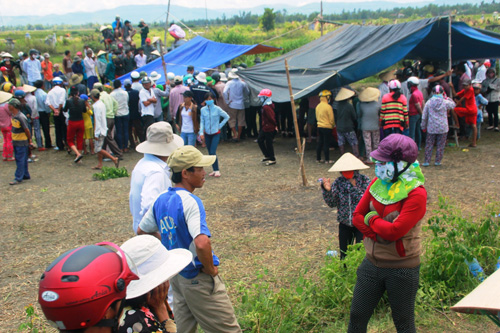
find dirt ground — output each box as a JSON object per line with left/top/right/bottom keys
{"left": 1, "top": 127, "right": 500, "bottom": 332}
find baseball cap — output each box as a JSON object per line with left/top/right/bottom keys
{"left": 89, "top": 89, "right": 100, "bottom": 99}
{"left": 167, "top": 146, "right": 216, "bottom": 173}
{"left": 8, "top": 98, "right": 21, "bottom": 108}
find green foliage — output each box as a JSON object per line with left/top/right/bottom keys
{"left": 236, "top": 198, "right": 500, "bottom": 331}
{"left": 260, "top": 8, "right": 277, "bottom": 32}
{"left": 93, "top": 166, "right": 129, "bottom": 181}
{"left": 18, "top": 304, "right": 45, "bottom": 332}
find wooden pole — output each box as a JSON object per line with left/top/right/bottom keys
{"left": 448, "top": 15, "right": 452, "bottom": 79}
{"left": 164, "top": 1, "right": 171, "bottom": 47}
{"left": 285, "top": 59, "right": 308, "bottom": 186}
{"left": 320, "top": 1, "right": 324, "bottom": 36}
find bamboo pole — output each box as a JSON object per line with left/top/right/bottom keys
{"left": 448, "top": 15, "right": 459, "bottom": 147}
{"left": 285, "top": 59, "right": 308, "bottom": 186}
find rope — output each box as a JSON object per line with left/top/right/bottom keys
{"left": 261, "top": 21, "right": 314, "bottom": 44}
{"left": 167, "top": 12, "right": 200, "bottom": 37}
{"left": 290, "top": 71, "right": 339, "bottom": 98}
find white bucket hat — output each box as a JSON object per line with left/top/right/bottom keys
{"left": 150, "top": 71, "right": 162, "bottom": 82}
{"left": 196, "top": 72, "right": 207, "bottom": 83}
{"left": 219, "top": 72, "right": 228, "bottom": 82}
{"left": 121, "top": 235, "right": 193, "bottom": 299}
{"left": 228, "top": 68, "right": 239, "bottom": 80}
{"left": 135, "top": 121, "right": 184, "bottom": 157}
{"left": 328, "top": 152, "right": 369, "bottom": 172}
{"left": 131, "top": 71, "right": 140, "bottom": 79}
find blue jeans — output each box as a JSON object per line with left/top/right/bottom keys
{"left": 383, "top": 127, "right": 402, "bottom": 138}
{"left": 32, "top": 118, "right": 43, "bottom": 148}
{"left": 409, "top": 114, "right": 422, "bottom": 149}
{"left": 115, "top": 115, "right": 130, "bottom": 150}
{"left": 14, "top": 145, "right": 30, "bottom": 182}
{"left": 205, "top": 133, "right": 220, "bottom": 171}
{"left": 181, "top": 132, "right": 196, "bottom": 146}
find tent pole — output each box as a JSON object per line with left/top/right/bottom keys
{"left": 320, "top": 1, "right": 324, "bottom": 36}
{"left": 285, "top": 59, "right": 308, "bottom": 186}
{"left": 448, "top": 15, "right": 452, "bottom": 78}
{"left": 160, "top": 3, "right": 171, "bottom": 86}
{"left": 164, "top": 0, "right": 171, "bottom": 47}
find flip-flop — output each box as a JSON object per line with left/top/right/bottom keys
{"left": 74, "top": 155, "right": 83, "bottom": 163}
{"left": 91, "top": 166, "right": 102, "bottom": 170}
{"left": 9, "top": 180, "right": 22, "bottom": 185}
{"left": 114, "top": 159, "right": 120, "bottom": 168}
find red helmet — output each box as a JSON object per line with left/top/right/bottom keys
{"left": 258, "top": 89, "right": 272, "bottom": 97}
{"left": 38, "top": 242, "right": 138, "bottom": 330}
{"left": 0, "top": 66, "right": 7, "bottom": 72}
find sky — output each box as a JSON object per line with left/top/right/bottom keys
{"left": 4, "top": 0, "right": 419, "bottom": 17}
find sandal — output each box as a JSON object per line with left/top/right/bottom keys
{"left": 74, "top": 155, "right": 83, "bottom": 163}
{"left": 208, "top": 171, "right": 216, "bottom": 177}
{"left": 213, "top": 171, "right": 221, "bottom": 177}
{"left": 91, "top": 166, "right": 102, "bottom": 170}
{"left": 114, "top": 158, "right": 120, "bottom": 168}
{"left": 9, "top": 180, "right": 22, "bottom": 185}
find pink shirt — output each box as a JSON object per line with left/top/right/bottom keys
{"left": 169, "top": 85, "right": 189, "bottom": 119}
{"left": 0, "top": 104, "right": 12, "bottom": 129}
{"left": 408, "top": 88, "right": 423, "bottom": 116}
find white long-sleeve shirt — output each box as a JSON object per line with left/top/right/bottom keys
{"left": 93, "top": 100, "right": 108, "bottom": 137}
{"left": 45, "top": 86, "right": 67, "bottom": 110}
{"left": 83, "top": 56, "right": 97, "bottom": 77}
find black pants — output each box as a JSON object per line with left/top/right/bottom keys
{"left": 129, "top": 118, "right": 144, "bottom": 149}
{"left": 257, "top": 130, "right": 275, "bottom": 161}
{"left": 338, "top": 223, "right": 363, "bottom": 259}
{"left": 39, "top": 112, "right": 52, "bottom": 148}
{"left": 53, "top": 113, "right": 67, "bottom": 150}
{"left": 486, "top": 101, "right": 499, "bottom": 128}
{"left": 348, "top": 258, "right": 420, "bottom": 333}
{"left": 142, "top": 115, "right": 155, "bottom": 141}
{"left": 316, "top": 127, "right": 331, "bottom": 161}
{"left": 245, "top": 106, "right": 259, "bottom": 138}
{"left": 280, "top": 106, "right": 294, "bottom": 133}
{"left": 103, "top": 118, "right": 122, "bottom": 157}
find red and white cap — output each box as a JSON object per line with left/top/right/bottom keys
{"left": 388, "top": 79, "right": 401, "bottom": 90}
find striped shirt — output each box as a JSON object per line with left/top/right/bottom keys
{"left": 380, "top": 92, "right": 408, "bottom": 131}
{"left": 12, "top": 112, "right": 30, "bottom": 146}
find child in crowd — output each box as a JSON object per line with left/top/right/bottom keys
{"left": 472, "top": 82, "right": 488, "bottom": 141}
{"left": 257, "top": 88, "right": 276, "bottom": 166}
{"left": 8, "top": 98, "right": 32, "bottom": 185}
{"left": 80, "top": 94, "right": 95, "bottom": 155}
{"left": 320, "top": 153, "right": 370, "bottom": 259}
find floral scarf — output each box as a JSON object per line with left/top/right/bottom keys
{"left": 369, "top": 161, "right": 425, "bottom": 205}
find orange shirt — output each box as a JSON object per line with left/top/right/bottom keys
{"left": 41, "top": 61, "right": 53, "bottom": 81}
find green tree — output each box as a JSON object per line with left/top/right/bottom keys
{"left": 260, "top": 8, "right": 276, "bottom": 31}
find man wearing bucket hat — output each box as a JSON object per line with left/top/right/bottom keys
{"left": 138, "top": 145, "right": 242, "bottom": 333}
{"left": 223, "top": 69, "right": 250, "bottom": 142}
{"left": 321, "top": 153, "right": 370, "bottom": 259}
{"left": 190, "top": 72, "right": 213, "bottom": 108}
{"left": 130, "top": 121, "right": 184, "bottom": 234}
{"left": 358, "top": 87, "right": 381, "bottom": 162}
{"left": 119, "top": 235, "right": 192, "bottom": 333}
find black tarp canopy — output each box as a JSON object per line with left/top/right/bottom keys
{"left": 238, "top": 17, "right": 500, "bottom": 102}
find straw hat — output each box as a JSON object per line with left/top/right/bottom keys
{"left": 99, "top": 25, "right": 108, "bottom": 32}
{"left": 0, "top": 91, "right": 12, "bottom": 104}
{"left": 22, "top": 84, "right": 36, "bottom": 93}
{"left": 378, "top": 70, "right": 395, "bottom": 82}
{"left": 136, "top": 121, "right": 183, "bottom": 157}
{"left": 69, "top": 73, "right": 83, "bottom": 86}
{"left": 151, "top": 36, "right": 161, "bottom": 44}
{"left": 328, "top": 153, "right": 369, "bottom": 172}
{"left": 96, "top": 50, "right": 106, "bottom": 57}
{"left": 2, "top": 52, "right": 13, "bottom": 59}
{"left": 151, "top": 50, "right": 161, "bottom": 57}
{"left": 451, "top": 268, "right": 500, "bottom": 316}
{"left": 121, "top": 235, "right": 192, "bottom": 299}
{"left": 334, "top": 87, "right": 355, "bottom": 101}
{"left": 358, "top": 87, "right": 380, "bottom": 102}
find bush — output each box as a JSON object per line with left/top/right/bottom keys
{"left": 93, "top": 167, "right": 129, "bottom": 180}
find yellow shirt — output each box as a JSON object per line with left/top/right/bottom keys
{"left": 315, "top": 100, "right": 335, "bottom": 129}
{"left": 83, "top": 107, "right": 93, "bottom": 130}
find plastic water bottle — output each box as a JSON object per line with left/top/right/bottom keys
{"left": 326, "top": 250, "right": 338, "bottom": 257}
{"left": 465, "top": 258, "right": 485, "bottom": 282}
{"left": 496, "top": 257, "right": 500, "bottom": 271}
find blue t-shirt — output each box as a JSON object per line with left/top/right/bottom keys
{"left": 139, "top": 187, "right": 219, "bottom": 279}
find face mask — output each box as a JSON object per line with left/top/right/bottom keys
{"left": 206, "top": 99, "right": 214, "bottom": 106}
{"left": 259, "top": 96, "right": 266, "bottom": 104}
{"left": 433, "top": 94, "right": 444, "bottom": 99}
{"left": 341, "top": 171, "right": 354, "bottom": 179}
{"left": 375, "top": 162, "right": 395, "bottom": 184}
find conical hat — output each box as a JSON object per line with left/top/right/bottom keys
{"left": 96, "top": 50, "right": 107, "bottom": 57}
{"left": 328, "top": 153, "right": 369, "bottom": 172}
{"left": 359, "top": 87, "right": 380, "bottom": 102}
{"left": 379, "top": 70, "right": 395, "bottom": 82}
{"left": 0, "top": 91, "right": 12, "bottom": 104}
{"left": 22, "top": 84, "right": 36, "bottom": 93}
{"left": 334, "top": 87, "right": 355, "bottom": 101}
{"left": 451, "top": 268, "right": 500, "bottom": 316}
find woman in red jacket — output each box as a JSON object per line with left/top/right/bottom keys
{"left": 257, "top": 88, "right": 276, "bottom": 166}
{"left": 348, "top": 134, "right": 427, "bottom": 333}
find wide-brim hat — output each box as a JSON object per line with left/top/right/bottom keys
{"left": 22, "top": 84, "right": 36, "bottom": 93}
{"left": 121, "top": 235, "right": 192, "bottom": 299}
{"left": 219, "top": 72, "right": 228, "bottom": 82}
{"left": 378, "top": 70, "right": 395, "bottom": 82}
{"left": 151, "top": 50, "right": 161, "bottom": 57}
{"left": 334, "top": 87, "right": 355, "bottom": 101}
{"left": 228, "top": 69, "right": 239, "bottom": 80}
{"left": 196, "top": 72, "right": 207, "bottom": 83}
{"left": 69, "top": 74, "right": 83, "bottom": 86}
{"left": 99, "top": 25, "right": 108, "bottom": 32}
{"left": 136, "top": 121, "right": 184, "bottom": 157}
{"left": 451, "top": 268, "right": 500, "bottom": 316}
{"left": 150, "top": 71, "right": 162, "bottom": 82}
{"left": 370, "top": 134, "right": 418, "bottom": 164}
{"left": 96, "top": 50, "right": 106, "bottom": 57}
{"left": 73, "top": 56, "right": 81, "bottom": 62}
{"left": 2, "top": 52, "right": 13, "bottom": 59}
{"left": 328, "top": 153, "right": 369, "bottom": 172}
{"left": 0, "top": 91, "right": 12, "bottom": 104}
{"left": 358, "top": 87, "right": 380, "bottom": 102}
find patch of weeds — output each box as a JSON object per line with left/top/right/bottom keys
{"left": 92, "top": 167, "right": 129, "bottom": 181}
{"left": 18, "top": 304, "right": 45, "bottom": 332}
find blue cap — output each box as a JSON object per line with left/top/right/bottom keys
{"left": 80, "top": 94, "right": 89, "bottom": 101}
{"left": 14, "top": 89, "right": 26, "bottom": 98}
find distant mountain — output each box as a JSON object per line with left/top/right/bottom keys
{"left": 0, "top": 1, "right": 485, "bottom": 27}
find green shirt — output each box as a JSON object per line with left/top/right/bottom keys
{"left": 100, "top": 91, "right": 118, "bottom": 118}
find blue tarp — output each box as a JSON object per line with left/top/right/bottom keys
{"left": 118, "top": 36, "right": 280, "bottom": 85}
{"left": 238, "top": 17, "right": 500, "bottom": 102}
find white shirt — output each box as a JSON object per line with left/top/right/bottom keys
{"left": 45, "top": 85, "right": 67, "bottom": 109}
{"left": 83, "top": 56, "right": 97, "bottom": 77}
{"left": 139, "top": 88, "right": 156, "bottom": 116}
{"left": 25, "top": 94, "right": 38, "bottom": 118}
{"left": 110, "top": 89, "right": 130, "bottom": 117}
{"left": 134, "top": 54, "right": 147, "bottom": 68}
{"left": 132, "top": 82, "right": 143, "bottom": 92}
{"left": 129, "top": 154, "right": 172, "bottom": 233}
{"left": 475, "top": 64, "right": 487, "bottom": 82}
{"left": 93, "top": 100, "right": 108, "bottom": 137}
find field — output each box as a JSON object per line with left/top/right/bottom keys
{"left": 1, "top": 124, "right": 500, "bottom": 331}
